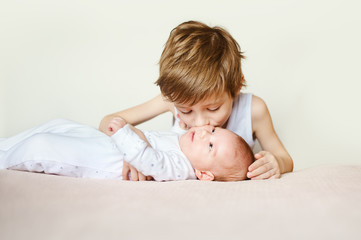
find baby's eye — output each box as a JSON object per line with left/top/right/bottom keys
{"left": 211, "top": 128, "right": 215, "bottom": 134}
{"left": 209, "top": 143, "right": 213, "bottom": 151}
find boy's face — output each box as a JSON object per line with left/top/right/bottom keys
{"left": 179, "top": 125, "right": 238, "bottom": 173}
{"left": 174, "top": 92, "right": 234, "bottom": 128}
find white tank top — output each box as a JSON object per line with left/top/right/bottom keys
{"left": 171, "top": 93, "right": 255, "bottom": 149}
{"left": 226, "top": 93, "right": 255, "bottom": 149}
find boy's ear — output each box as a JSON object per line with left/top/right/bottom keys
{"left": 195, "top": 169, "right": 214, "bottom": 181}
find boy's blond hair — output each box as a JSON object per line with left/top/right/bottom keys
{"left": 156, "top": 20, "right": 245, "bottom": 105}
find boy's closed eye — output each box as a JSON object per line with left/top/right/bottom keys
{"left": 180, "top": 110, "right": 192, "bottom": 114}
{"left": 207, "top": 106, "right": 220, "bottom": 111}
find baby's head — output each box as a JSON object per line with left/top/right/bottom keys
{"left": 179, "top": 125, "right": 254, "bottom": 181}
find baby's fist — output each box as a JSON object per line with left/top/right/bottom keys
{"left": 108, "top": 117, "right": 127, "bottom": 133}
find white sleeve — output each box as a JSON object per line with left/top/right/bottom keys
{"left": 111, "top": 124, "right": 196, "bottom": 181}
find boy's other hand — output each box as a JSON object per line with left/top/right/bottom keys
{"left": 122, "top": 161, "right": 153, "bottom": 181}
{"left": 177, "top": 114, "right": 190, "bottom": 130}
{"left": 247, "top": 151, "right": 281, "bottom": 180}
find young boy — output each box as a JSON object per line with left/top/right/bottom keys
{"left": 0, "top": 118, "right": 254, "bottom": 181}
{"left": 99, "top": 20, "right": 293, "bottom": 180}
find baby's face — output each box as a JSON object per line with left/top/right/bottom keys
{"left": 179, "top": 125, "right": 238, "bottom": 173}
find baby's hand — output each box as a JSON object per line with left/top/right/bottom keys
{"left": 247, "top": 151, "right": 281, "bottom": 180}
{"left": 108, "top": 117, "right": 127, "bottom": 134}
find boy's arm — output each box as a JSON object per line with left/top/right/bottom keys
{"left": 111, "top": 124, "right": 196, "bottom": 181}
{"left": 247, "top": 96, "right": 293, "bottom": 180}
{"left": 99, "top": 94, "right": 174, "bottom": 136}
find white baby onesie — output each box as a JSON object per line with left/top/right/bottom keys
{"left": 0, "top": 119, "right": 196, "bottom": 181}
{"left": 112, "top": 124, "right": 196, "bottom": 181}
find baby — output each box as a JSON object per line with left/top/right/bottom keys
{"left": 0, "top": 118, "right": 253, "bottom": 181}
{"left": 181, "top": 125, "right": 254, "bottom": 181}
{"left": 109, "top": 117, "right": 254, "bottom": 181}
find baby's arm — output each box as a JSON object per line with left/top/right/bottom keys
{"left": 107, "top": 117, "right": 152, "bottom": 181}
{"left": 111, "top": 125, "right": 196, "bottom": 181}
{"left": 99, "top": 94, "right": 174, "bottom": 136}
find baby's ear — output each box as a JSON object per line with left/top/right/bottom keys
{"left": 195, "top": 169, "right": 214, "bottom": 181}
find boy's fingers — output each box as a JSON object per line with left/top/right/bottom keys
{"left": 250, "top": 168, "right": 274, "bottom": 180}
{"left": 248, "top": 161, "right": 271, "bottom": 178}
{"left": 254, "top": 151, "right": 266, "bottom": 159}
{"left": 179, "top": 121, "right": 187, "bottom": 130}
{"left": 248, "top": 157, "right": 266, "bottom": 171}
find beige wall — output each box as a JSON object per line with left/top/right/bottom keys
{"left": 1, "top": 0, "right": 361, "bottom": 170}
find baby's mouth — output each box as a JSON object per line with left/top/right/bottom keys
{"left": 191, "top": 131, "right": 195, "bottom": 142}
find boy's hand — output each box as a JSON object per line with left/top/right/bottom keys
{"left": 108, "top": 117, "right": 127, "bottom": 134}
{"left": 177, "top": 114, "right": 190, "bottom": 130}
{"left": 122, "top": 161, "right": 153, "bottom": 181}
{"left": 247, "top": 151, "right": 281, "bottom": 180}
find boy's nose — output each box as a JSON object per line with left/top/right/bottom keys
{"left": 195, "top": 115, "right": 209, "bottom": 127}
{"left": 198, "top": 129, "right": 208, "bottom": 139}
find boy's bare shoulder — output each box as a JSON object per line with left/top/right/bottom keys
{"left": 251, "top": 95, "right": 270, "bottom": 122}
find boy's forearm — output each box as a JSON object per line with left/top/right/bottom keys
{"left": 99, "top": 94, "right": 173, "bottom": 135}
